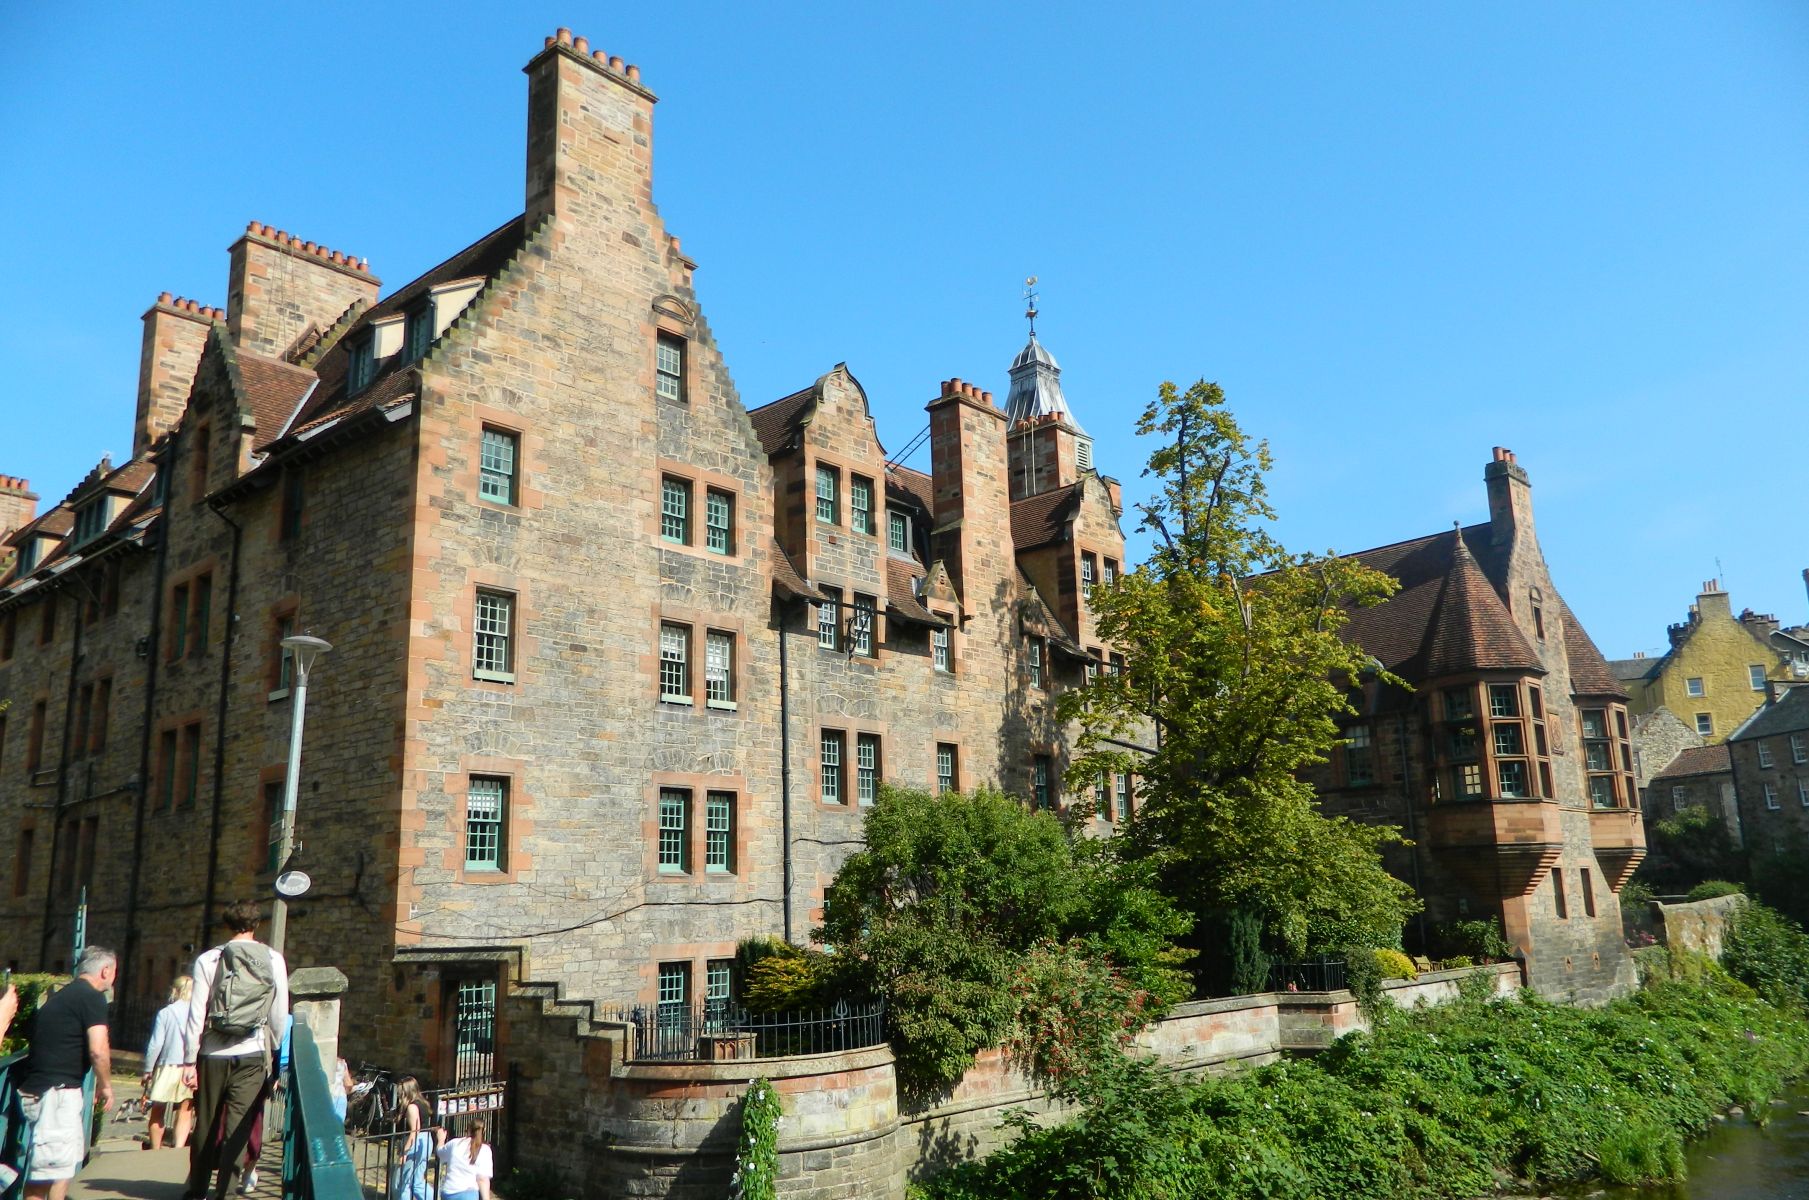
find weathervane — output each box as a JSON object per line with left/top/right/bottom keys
{"left": 1023, "top": 276, "right": 1039, "bottom": 337}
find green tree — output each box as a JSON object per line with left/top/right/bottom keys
{"left": 1058, "top": 379, "right": 1420, "bottom": 958}
{"left": 819, "top": 786, "right": 1189, "bottom": 1101}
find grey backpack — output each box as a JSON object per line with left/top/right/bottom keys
{"left": 206, "top": 942, "right": 275, "bottom": 1040}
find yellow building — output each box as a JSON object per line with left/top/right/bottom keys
{"left": 1610, "top": 580, "right": 1793, "bottom": 743}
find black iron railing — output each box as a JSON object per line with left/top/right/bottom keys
{"left": 594, "top": 998, "right": 887, "bottom": 1063}
{"left": 1268, "top": 958, "right": 1348, "bottom": 993}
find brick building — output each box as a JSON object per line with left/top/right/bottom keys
{"left": 1307, "top": 448, "right": 1644, "bottom": 1002}
{"left": 0, "top": 29, "right": 1136, "bottom": 1078}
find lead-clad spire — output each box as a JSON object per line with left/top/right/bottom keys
{"left": 1003, "top": 285, "right": 1087, "bottom": 435}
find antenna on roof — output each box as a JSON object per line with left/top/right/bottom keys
{"left": 1023, "top": 276, "right": 1039, "bottom": 338}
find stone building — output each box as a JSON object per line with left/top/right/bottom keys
{"left": 1306, "top": 448, "right": 1643, "bottom": 1002}
{"left": 1729, "top": 685, "right": 1809, "bottom": 852}
{"left": 1610, "top": 581, "right": 1797, "bottom": 743}
{"left": 1646, "top": 744, "right": 1738, "bottom": 841}
{"left": 0, "top": 29, "right": 1135, "bottom": 1079}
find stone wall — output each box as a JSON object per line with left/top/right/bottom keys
{"left": 1655, "top": 893, "right": 1746, "bottom": 959}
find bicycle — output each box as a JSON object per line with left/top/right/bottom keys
{"left": 344, "top": 1062, "right": 399, "bottom": 1136}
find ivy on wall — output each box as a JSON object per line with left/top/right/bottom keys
{"left": 731, "top": 1078, "right": 780, "bottom": 1200}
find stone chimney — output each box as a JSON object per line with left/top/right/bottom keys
{"left": 135, "top": 294, "right": 220, "bottom": 458}
{"left": 1484, "top": 446, "right": 1535, "bottom": 550}
{"left": 524, "top": 29, "right": 657, "bottom": 232}
{"left": 0, "top": 475, "right": 37, "bottom": 544}
{"left": 226, "top": 223, "right": 379, "bottom": 359}
{"left": 1740, "top": 608, "right": 1780, "bottom": 639}
{"left": 927, "top": 378, "right": 1010, "bottom": 603}
{"left": 1696, "top": 579, "right": 1732, "bottom": 621}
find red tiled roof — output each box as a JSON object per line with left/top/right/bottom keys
{"left": 1561, "top": 599, "right": 1629, "bottom": 699}
{"left": 1340, "top": 524, "right": 1541, "bottom": 681}
{"left": 770, "top": 538, "right": 821, "bottom": 601}
{"left": 236, "top": 351, "right": 317, "bottom": 451}
{"left": 885, "top": 465, "right": 934, "bottom": 516}
{"left": 1651, "top": 744, "right": 1731, "bottom": 781}
{"left": 885, "top": 557, "right": 946, "bottom": 626}
{"left": 747, "top": 385, "right": 816, "bottom": 456}
{"left": 1010, "top": 483, "right": 1081, "bottom": 550}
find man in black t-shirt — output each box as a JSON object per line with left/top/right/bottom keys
{"left": 18, "top": 947, "right": 115, "bottom": 1200}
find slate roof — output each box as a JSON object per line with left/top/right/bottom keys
{"left": 1650, "top": 744, "right": 1731, "bottom": 781}
{"left": 1562, "top": 599, "right": 1629, "bottom": 698}
{"left": 1730, "top": 686, "right": 1809, "bottom": 742}
{"left": 769, "top": 538, "right": 820, "bottom": 601}
{"left": 286, "top": 215, "right": 527, "bottom": 438}
{"left": 1609, "top": 656, "right": 1663, "bottom": 683}
{"left": 747, "top": 385, "right": 816, "bottom": 456}
{"left": 1010, "top": 483, "right": 1081, "bottom": 551}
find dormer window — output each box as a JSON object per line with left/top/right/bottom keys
{"left": 347, "top": 334, "right": 376, "bottom": 395}
{"left": 16, "top": 537, "right": 41, "bottom": 574}
{"left": 887, "top": 510, "right": 911, "bottom": 555}
{"left": 403, "top": 302, "right": 435, "bottom": 363}
{"left": 73, "top": 500, "right": 107, "bottom": 545}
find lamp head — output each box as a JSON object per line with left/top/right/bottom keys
{"left": 280, "top": 633, "right": 333, "bottom": 678}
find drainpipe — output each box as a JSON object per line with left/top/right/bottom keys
{"left": 197, "top": 499, "right": 242, "bottom": 948}
{"left": 122, "top": 471, "right": 173, "bottom": 998}
{"left": 36, "top": 591, "right": 85, "bottom": 966}
{"left": 1396, "top": 706, "right": 1428, "bottom": 952}
{"left": 779, "top": 600, "right": 795, "bottom": 945}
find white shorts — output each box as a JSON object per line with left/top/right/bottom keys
{"left": 25, "top": 1086, "right": 89, "bottom": 1182}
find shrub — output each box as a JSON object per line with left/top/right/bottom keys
{"left": 1438, "top": 955, "right": 1474, "bottom": 970}
{"left": 1722, "top": 901, "right": 1809, "bottom": 1009}
{"left": 1435, "top": 917, "right": 1513, "bottom": 963}
{"left": 740, "top": 942, "right": 837, "bottom": 1013}
{"left": 1343, "top": 945, "right": 1384, "bottom": 1019}
{"left": 1196, "top": 908, "right": 1270, "bottom": 997}
{"left": 1373, "top": 948, "right": 1417, "bottom": 981}
{"left": 1595, "top": 1121, "right": 1685, "bottom": 1185}
{"left": 1686, "top": 880, "right": 1744, "bottom": 901}
{"left": 1, "top": 974, "right": 70, "bottom": 1056}
{"left": 1621, "top": 878, "right": 1657, "bottom": 907}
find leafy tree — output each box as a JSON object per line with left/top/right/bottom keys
{"left": 1058, "top": 379, "right": 1419, "bottom": 958}
{"left": 1638, "top": 804, "right": 1743, "bottom": 894}
{"left": 819, "top": 786, "right": 1189, "bottom": 1101}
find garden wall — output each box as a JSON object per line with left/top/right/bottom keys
{"left": 1656, "top": 893, "right": 1746, "bottom": 959}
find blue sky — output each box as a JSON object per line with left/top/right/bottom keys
{"left": 3, "top": 3, "right": 1805, "bottom": 655}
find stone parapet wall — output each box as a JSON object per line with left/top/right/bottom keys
{"left": 1655, "top": 893, "right": 1747, "bottom": 959}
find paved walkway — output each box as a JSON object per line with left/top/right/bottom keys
{"left": 65, "top": 1083, "right": 283, "bottom": 1200}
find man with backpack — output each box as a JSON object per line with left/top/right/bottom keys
{"left": 181, "top": 900, "right": 288, "bottom": 1200}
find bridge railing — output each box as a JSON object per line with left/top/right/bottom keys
{"left": 282, "top": 1022, "right": 360, "bottom": 1200}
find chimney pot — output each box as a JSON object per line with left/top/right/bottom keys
{"left": 982, "top": 390, "right": 993, "bottom": 405}
{"left": 158, "top": 291, "right": 173, "bottom": 304}
{"left": 609, "top": 55, "right": 624, "bottom": 70}
{"left": 627, "top": 64, "right": 641, "bottom": 81}
{"left": 555, "top": 27, "right": 572, "bottom": 45}
{"left": 545, "top": 35, "right": 555, "bottom": 48}
{"left": 572, "top": 36, "right": 588, "bottom": 53}
{"left": 592, "top": 48, "right": 606, "bottom": 60}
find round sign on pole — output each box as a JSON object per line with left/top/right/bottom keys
{"left": 275, "top": 870, "right": 313, "bottom": 899}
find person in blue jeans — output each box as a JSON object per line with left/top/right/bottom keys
{"left": 434, "top": 1118, "right": 494, "bottom": 1200}
{"left": 393, "top": 1077, "right": 432, "bottom": 1200}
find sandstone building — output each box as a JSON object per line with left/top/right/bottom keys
{"left": 1729, "top": 685, "right": 1809, "bottom": 853}
{"left": 0, "top": 29, "right": 1134, "bottom": 1080}
{"left": 1306, "top": 448, "right": 1644, "bottom": 1002}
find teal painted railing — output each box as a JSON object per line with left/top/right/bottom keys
{"left": 283, "top": 1024, "right": 360, "bottom": 1200}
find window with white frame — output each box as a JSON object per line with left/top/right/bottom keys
{"left": 1765, "top": 782, "right": 1780, "bottom": 810}
{"left": 1033, "top": 755, "right": 1052, "bottom": 810}
{"left": 815, "top": 465, "right": 839, "bottom": 524}
{"left": 1103, "top": 559, "right": 1117, "bottom": 587}
{"left": 661, "top": 476, "right": 690, "bottom": 544}
{"left": 466, "top": 777, "right": 506, "bottom": 871}
{"left": 1759, "top": 741, "right": 1774, "bottom": 768}
{"left": 705, "top": 791, "right": 734, "bottom": 872}
{"left": 936, "top": 743, "right": 957, "bottom": 794}
{"left": 704, "top": 489, "right": 733, "bottom": 554}
{"left": 705, "top": 630, "right": 734, "bottom": 705}
{"left": 473, "top": 590, "right": 515, "bottom": 681}
{"left": 1080, "top": 553, "right": 1096, "bottom": 600}
{"left": 821, "top": 731, "right": 845, "bottom": 804}
{"left": 1686, "top": 677, "right": 1705, "bottom": 697}
{"left": 479, "top": 428, "right": 519, "bottom": 504}
{"left": 1751, "top": 664, "right": 1768, "bottom": 691}
{"left": 857, "top": 733, "right": 881, "bottom": 805}
{"left": 817, "top": 588, "right": 842, "bottom": 651}
{"left": 656, "top": 333, "right": 685, "bottom": 403}
{"left": 932, "top": 623, "right": 951, "bottom": 672}
{"left": 1671, "top": 785, "right": 1685, "bottom": 812}
{"left": 705, "top": 960, "right": 733, "bottom": 1025}
{"left": 1028, "top": 638, "right": 1044, "bottom": 689}
{"left": 1095, "top": 775, "right": 1110, "bottom": 820}
{"left": 851, "top": 475, "right": 875, "bottom": 535}
{"left": 1115, "top": 774, "right": 1130, "bottom": 821}
{"left": 659, "top": 623, "right": 691, "bottom": 702}
{"left": 1793, "top": 734, "right": 1807, "bottom": 765}
{"left": 1086, "top": 658, "right": 1098, "bottom": 684}
{"left": 1695, "top": 713, "right": 1714, "bottom": 736}
{"left": 851, "top": 594, "right": 877, "bottom": 657}
{"left": 888, "top": 510, "right": 909, "bottom": 554}
{"left": 1800, "top": 780, "right": 1809, "bottom": 807}
{"left": 658, "top": 788, "right": 689, "bottom": 871}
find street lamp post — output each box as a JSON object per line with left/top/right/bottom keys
{"left": 270, "top": 634, "right": 331, "bottom": 956}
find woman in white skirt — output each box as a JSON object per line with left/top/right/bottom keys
{"left": 141, "top": 975, "right": 197, "bottom": 1149}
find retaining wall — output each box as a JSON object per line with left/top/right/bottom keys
{"left": 1655, "top": 893, "right": 1747, "bottom": 959}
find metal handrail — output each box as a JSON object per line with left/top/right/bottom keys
{"left": 282, "top": 1023, "right": 360, "bottom": 1200}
